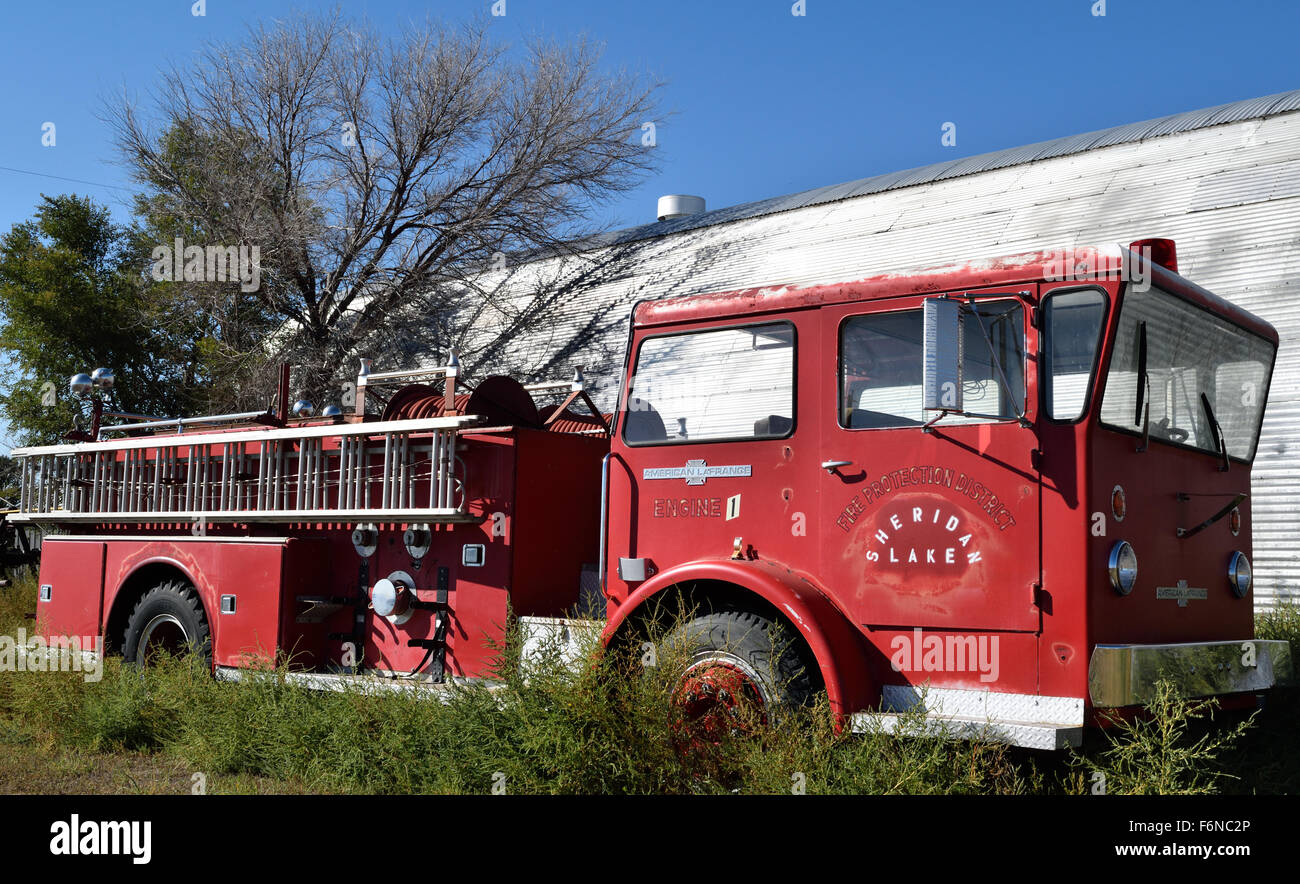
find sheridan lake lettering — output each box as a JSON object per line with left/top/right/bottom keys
{"left": 835, "top": 465, "right": 1017, "bottom": 533}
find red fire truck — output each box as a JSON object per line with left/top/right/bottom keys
{"left": 10, "top": 238, "right": 1292, "bottom": 749}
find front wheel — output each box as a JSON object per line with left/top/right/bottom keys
{"left": 662, "top": 607, "right": 816, "bottom": 743}
{"left": 122, "top": 580, "right": 212, "bottom": 668}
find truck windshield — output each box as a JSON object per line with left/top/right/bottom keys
{"left": 1099, "top": 285, "right": 1274, "bottom": 461}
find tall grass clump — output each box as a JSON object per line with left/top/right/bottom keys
{"left": 1255, "top": 599, "right": 1300, "bottom": 648}
{"left": 159, "top": 607, "right": 1037, "bottom": 794}
{"left": 0, "top": 574, "right": 90, "bottom": 745}
{"left": 1214, "top": 601, "right": 1300, "bottom": 793}
{"left": 1066, "top": 680, "right": 1254, "bottom": 795}
{"left": 161, "top": 612, "right": 734, "bottom": 793}
{"left": 0, "top": 572, "right": 35, "bottom": 635}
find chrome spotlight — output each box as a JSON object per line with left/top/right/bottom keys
{"left": 292, "top": 399, "right": 315, "bottom": 418}
{"left": 69, "top": 373, "right": 93, "bottom": 396}
{"left": 90, "top": 367, "right": 114, "bottom": 390}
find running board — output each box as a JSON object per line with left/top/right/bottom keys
{"left": 854, "top": 712, "right": 1083, "bottom": 751}
{"left": 214, "top": 666, "right": 501, "bottom": 702}
{"left": 852, "top": 685, "right": 1086, "bottom": 751}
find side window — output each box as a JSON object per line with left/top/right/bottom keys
{"left": 840, "top": 311, "right": 925, "bottom": 428}
{"left": 840, "top": 301, "right": 1025, "bottom": 428}
{"left": 1043, "top": 289, "right": 1106, "bottom": 420}
{"left": 623, "top": 322, "right": 795, "bottom": 445}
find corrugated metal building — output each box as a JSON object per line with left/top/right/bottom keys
{"left": 460, "top": 89, "right": 1300, "bottom": 608}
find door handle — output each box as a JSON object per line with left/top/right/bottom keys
{"left": 821, "top": 459, "right": 853, "bottom": 473}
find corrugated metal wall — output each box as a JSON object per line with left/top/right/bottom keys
{"left": 464, "top": 111, "right": 1300, "bottom": 609}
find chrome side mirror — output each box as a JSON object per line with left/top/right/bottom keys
{"left": 923, "top": 297, "right": 964, "bottom": 412}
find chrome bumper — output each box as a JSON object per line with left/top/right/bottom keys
{"left": 1088, "top": 640, "right": 1294, "bottom": 708}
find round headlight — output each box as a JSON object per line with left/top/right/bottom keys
{"left": 1109, "top": 541, "right": 1138, "bottom": 595}
{"left": 1228, "top": 551, "right": 1252, "bottom": 598}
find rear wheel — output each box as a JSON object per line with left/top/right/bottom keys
{"left": 663, "top": 607, "right": 816, "bottom": 744}
{"left": 122, "top": 580, "right": 211, "bottom": 668}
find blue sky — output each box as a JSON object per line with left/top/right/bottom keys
{"left": 1, "top": 0, "right": 1298, "bottom": 449}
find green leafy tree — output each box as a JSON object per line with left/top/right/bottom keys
{"left": 0, "top": 194, "right": 207, "bottom": 444}
{"left": 0, "top": 454, "right": 18, "bottom": 500}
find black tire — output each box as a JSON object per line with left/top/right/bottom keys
{"left": 122, "top": 580, "right": 212, "bottom": 668}
{"left": 662, "top": 607, "right": 816, "bottom": 739}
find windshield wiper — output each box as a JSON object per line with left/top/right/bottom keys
{"left": 1200, "top": 392, "right": 1230, "bottom": 473}
{"left": 1135, "top": 321, "right": 1151, "bottom": 452}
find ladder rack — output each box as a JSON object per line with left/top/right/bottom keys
{"left": 8, "top": 416, "right": 480, "bottom": 525}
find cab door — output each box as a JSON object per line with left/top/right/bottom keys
{"left": 606, "top": 318, "right": 815, "bottom": 600}
{"left": 818, "top": 289, "right": 1041, "bottom": 633}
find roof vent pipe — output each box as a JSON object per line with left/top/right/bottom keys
{"left": 657, "top": 194, "right": 706, "bottom": 222}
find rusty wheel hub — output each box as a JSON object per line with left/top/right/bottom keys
{"left": 673, "top": 659, "right": 767, "bottom": 744}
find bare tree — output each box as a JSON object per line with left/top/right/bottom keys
{"left": 109, "top": 9, "right": 662, "bottom": 403}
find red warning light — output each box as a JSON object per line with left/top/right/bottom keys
{"left": 1130, "top": 238, "right": 1177, "bottom": 273}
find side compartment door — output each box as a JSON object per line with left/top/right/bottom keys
{"left": 36, "top": 539, "right": 106, "bottom": 640}
{"left": 818, "top": 291, "right": 1041, "bottom": 633}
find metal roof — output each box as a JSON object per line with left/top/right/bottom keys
{"left": 581, "top": 88, "right": 1300, "bottom": 250}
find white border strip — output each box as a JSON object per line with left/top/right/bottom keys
{"left": 11, "top": 414, "right": 482, "bottom": 457}
{"left": 46, "top": 535, "right": 292, "bottom": 544}
{"left": 12, "top": 508, "right": 474, "bottom": 524}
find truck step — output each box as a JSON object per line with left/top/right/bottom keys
{"left": 518, "top": 616, "right": 604, "bottom": 670}
{"left": 852, "top": 711, "right": 1082, "bottom": 751}
{"left": 214, "top": 666, "right": 502, "bottom": 701}
{"left": 853, "top": 684, "right": 1086, "bottom": 751}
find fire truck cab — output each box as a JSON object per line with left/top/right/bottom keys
{"left": 600, "top": 239, "right": 1292, "bottom": 748}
